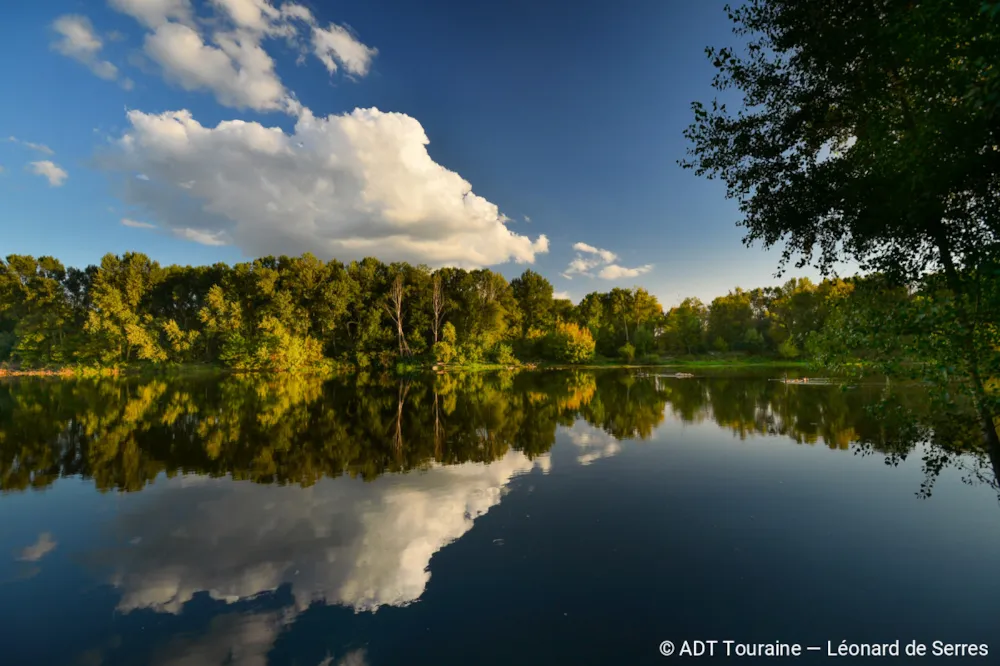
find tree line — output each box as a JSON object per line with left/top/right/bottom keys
{"left": 0, "top": 251, "right": 879, "bottom": 371}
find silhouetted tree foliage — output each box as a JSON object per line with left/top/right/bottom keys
{"left": 683, "top": 0, "right": 1000, "bottom": 446}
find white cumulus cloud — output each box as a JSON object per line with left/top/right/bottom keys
{"left": 110, "top": 0, "right": 377, "bottom": 113}
{"left": 51, "top": 14, "right": 120, "bottom": 81}
{"left": 598, "top": 263, "right": 653, "bottom": 280}
{"left": 29, "top": 160, "right": 68, "bottom": 187}
{"left": 144, "top": 22, "right": 290, "bottom": 111}
{"left": 108, "top": 0, "right": 194, "bottom": 29}
{"left": 562, "top": 241, "right": 650, "bottom": 280}
{"left": 312, "top": 22, "right": 377, "bottom": 76}
{"left": 105, "top": 107, "right": 549, "bottom": 266}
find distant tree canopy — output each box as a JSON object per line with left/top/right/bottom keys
{"left": 0, "top": 252, "right": 896, "bottom": 371}
{"left": 2, "top": 251, "right": 969, "bottom": 372}
{"left": 683, "top": 0, "right": 1000, "bottom": 446}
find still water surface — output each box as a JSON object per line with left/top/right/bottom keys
{"left": 1, "top": 370, "right": 998, "bottom": 665}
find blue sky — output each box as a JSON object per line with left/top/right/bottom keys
{"left": 0, "top": 0, "right": 823, "bottom": 306}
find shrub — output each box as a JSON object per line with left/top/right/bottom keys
{"left": 457, "top": 342, "right": 484, "bottom": 365}
{"left": 742, "top": 328, "right": 764, "bottom": 352}
{"left": 547, "top": 322, "right": 596, "bottom": 364}
{"left": 493, "top": 343, "right": 518, "bottom": 366}
{"left": 441, "top": 322, "right": 457, "bottom": 344}
{"left": 432, "top": 341, "right": 455, "bottom": 364}
{"left": 618, "top": 342, "right": 636, "bottom": 363}
{"left": 253, "top": 316, "right": 325, "bottom": 372}
{"left": 778, "top": 339, "right": 800, "bottom": 359}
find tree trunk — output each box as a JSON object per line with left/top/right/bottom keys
{"left": 393, "top": 381, "right": 410, "bottom": 457}
{"left": 933, "top": 229, "right": 1000, "bottom": 449}
{"left": 433, "top": 390, "right": 443, "bottom": 460}
{"left": 988, "top": 439, "right": 1000, "bottom": 495}
{"left": 385, "top": 275, "right": 411, "bottom": 357}
{"left": 432, "top": 275, "right": 444, "bottom": 344}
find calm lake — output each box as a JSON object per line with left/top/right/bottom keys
{"left": 1, "top": 370, "right": 998, "bottom": 665}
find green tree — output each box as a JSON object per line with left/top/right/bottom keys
{"left": 683, "top": 0, "right": 1000, "bottom": 446}
{"left": 432, "top": 322, "right": 458, "bottom": 364}
{"left": 83, "top": 253, "right": 165, "bottom": 365}
{"left": 660, "top": 298, "right": 707, "bottom": 355}
{"left": 576, "top": 292, "right": 604, "bottom": 338}
{"left": 511, "top": 269, "right": 555, "bottom": 337}
{"left": 707, "top": 289, "right": 753, "bottom": 351}
{"left": 0, "top": 256, "right": 81, "bottom": 366}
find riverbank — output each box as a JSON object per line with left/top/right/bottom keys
{"left": 2, "top": 355, "right": 812, "bottom": 378}
{"left": 555, "top": 356, "right": 811, "bottom": 370}
{"left": 0, "top": 367, "right": 77, "bottom": 378}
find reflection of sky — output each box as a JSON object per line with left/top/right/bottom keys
{"left": 563, "top": 421, "right": 622, "bottom": 466}
{"left": 146, "top": 609, "right": 368, "bottom": 666}
{"left": 94, "top": 449, "right": 561, "bottom": 664}
{"left": 151, "top": 610, "right": 289, "bottom": 666}
{"left": 108, "top": 450, "right": 550, "bottom": 615}
{"left": 92, "top": 424, "right": 627, "bottom": 665}
{"left": 5, "top": 410, "right": 999, "bottom": 666}
{"left": 16, "top": 532, "right": 56, "bottom": 562}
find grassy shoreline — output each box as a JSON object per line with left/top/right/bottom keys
{"left": 1, "top": 355, "right": 813, "bottom": 379}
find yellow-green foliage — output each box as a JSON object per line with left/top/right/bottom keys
{"left": 549, "top": 322, "right": 596, "bottom": 364}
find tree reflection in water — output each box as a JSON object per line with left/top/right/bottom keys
{"left": 0, "top": 370, "right": 996, "bottom": 498}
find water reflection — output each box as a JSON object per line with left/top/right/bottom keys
{"left": 0, "top": 370, "right": 995, "bottom": 496}
{"left": 106, "top": 449, "right": 545, "bottom": 615}
{"left": 1, "top": 370, "right": 998, "bottom": 666}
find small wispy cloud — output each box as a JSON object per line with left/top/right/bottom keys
{"left": 7, "top": 136, "right": 54, "bottom": 155}
{"left": 573, "top": 242, "right": 617, "bottom": 263}
{"left": 176, "top": 227, "right": 227, "bottom": 246}
{"left": 51, "top": 14, "right": 120, "bottom": 82}
{"left": 121, "top": 217, "right": 156, "bottom": 229}
{"left": 29, "top": 160, "right": 68, "bottom": 187}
